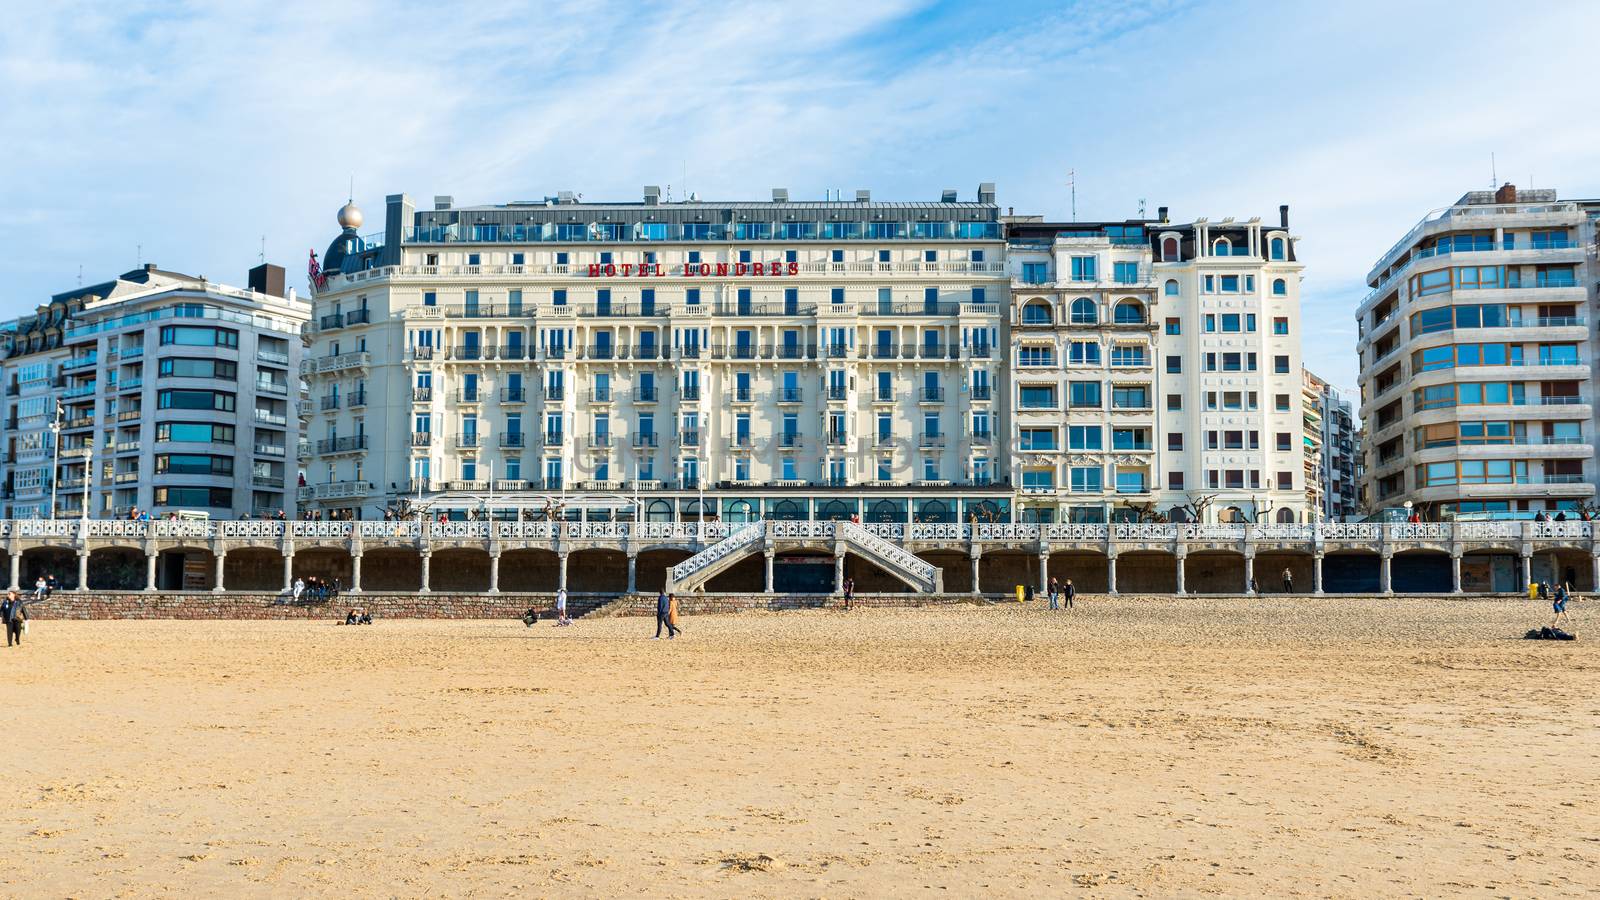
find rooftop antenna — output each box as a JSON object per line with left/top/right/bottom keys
{"left": 136, "top": 243, "right": 142, "bottom": 267}
{"left": 77, "top": 264, "right": 82, "bottom": 286}
{"left": 259, "top": 235, "right": 266, "bottom": 264}
{"left": 1138, "top": 198, "right": 1147, "bottom": 219}
{"left": 1066, "top": 169, "right": 1077, "bottom": 221}
{"left": 1490, "top": 153, "right": 1496, "bottom": 189}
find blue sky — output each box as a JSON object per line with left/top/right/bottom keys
{"left": 3, "top": 0, "right": 1598, "bottom": 396}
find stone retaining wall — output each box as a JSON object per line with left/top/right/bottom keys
{"left": 22, "top": 591, "right": 992, "bottom": 620}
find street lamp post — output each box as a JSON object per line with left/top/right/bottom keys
{"left": 48, "top": 402, "right": 62, "bottom": 519}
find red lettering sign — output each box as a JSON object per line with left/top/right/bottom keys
{"left": 582, "top": 260, "right": 798, "bottom": 278}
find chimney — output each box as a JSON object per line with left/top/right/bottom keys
{"left": 643, "top": 185, "right": 661, "bottom": 206}
{"left": 248, "top": 262, "right": 286, "bottom": 298}
{"left": 977, "top": 182, "right": 997, "bottom": 204}
{"left": 1494, "top": 183, "right": 1518, "bottom": 204}
{"left": 1157, "top": 206, "right": 1169, "bottom": 223}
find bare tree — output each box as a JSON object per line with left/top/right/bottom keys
{"left": 1173, "top": 493, "right": 1220, "bottom": 523}
{"left": 1122, "top": 500, "right": 1168, "bottom": 523}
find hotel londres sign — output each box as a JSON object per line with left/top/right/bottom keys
{"left": 588, "top": 261, "right": 800, "bottom": 278}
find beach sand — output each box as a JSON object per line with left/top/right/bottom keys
{"left": 3, "top": 596, "right": 1596, "bottom": 897}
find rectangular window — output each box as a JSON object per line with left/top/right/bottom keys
{"left": 1069, "top": 466, "right": 1103, "bottom": 492}
{"left": 1168, "top": 471, "right": 1184, "bottom": 490}
{"left": 1166, "top": 393, "right": 1182, "bottom": 410}
{"left": 1274, "top": 355, "right": 1290, "bottom": 374}
{"left": 158, "top": 358, "right": 237, "bottom": 380}
{"left": 1019, "top": 385, "right": 1057, "bottom": 409}
{"left": 1165, "top": 355, "right": 1181, "bottom": 373}
{"left": 1273, "top": 317, "right": 1289, "bottom": 335}
{"left": 1165, "top": 317, "right": 1180, "bottom": 335}
{"left": 1070, "top": 256, "right": 1097, "bottom": 281}
{"left": 1220, "top": 275, "right": 1239, "bottom": 292}
{"left": 1068, "top": 381, "right": 1101, "bottom": 408}
{"left": 160, "top": 325, "right": 238, "bottom": 347}
{"left": 156, "top": 422, "right": 235, "bottom": 444}
{"left": 157, "top": 389, "right": 234, "bottom": 411}
{"left": 1068, "top": 425, "right": 1101, "bottom": 450}
{"left": 1113, "top": 261, "right": 1138, "bottom": 284}
{"left": 1068, "top": 341, "right": 1100, "bottom": 365}
{"left": 1167, "top": 432, "right": 1183, "bottom": 450}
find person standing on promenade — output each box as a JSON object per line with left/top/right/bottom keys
{"left": 3, "top": 590, "right": 25, "bottom": 647}
{"left": 1063, "top": 578, "right": 1075, "bottom": 609}
{"left": 1048, "top": 576, "right": 1060, "bottom": 610}
{"left": 555, "top": 587, "right": 569, "bottom": 626}
{"left": 654, "top": 590, "right": 680, "bottom": 639}
{"left": 1282, "top": 567, "right": 1294, "bottom": 593}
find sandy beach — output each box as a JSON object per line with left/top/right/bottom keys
{"left": 3, "top": 596, "right": 1596, "bottom": 897}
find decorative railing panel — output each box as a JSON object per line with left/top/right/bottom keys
{"left": 669, "top": 521, "right": 764, "bottom": 585}
{"left": 838, "top": 522, "right": 937, "bottom": 589}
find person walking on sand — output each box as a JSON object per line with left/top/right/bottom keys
{"left": 1551, "top": 583, "right": 1574, "bottom": 630}
{"left": 3, "top": 590, "right": 25, "bottom": 647}
{"left": 1282, "top": 567, "right": 1294, "bottom": 593}
{"left": 1048, "top": 576, "right": 1060, "bottom": 610}
{"left": 654, "top": 590, "right": 680, "bottom": 639}
{"left": 555, "top": 587, "right": 569, "bottom": 626}
{"left": 843, "top": 577, "right": 854, "bottom": 611}
{"left": 1063, "top": 578, "right": 1075, "bottom": 609}
{"left": 668, "top": 592, "right": 682, "bottom": 638}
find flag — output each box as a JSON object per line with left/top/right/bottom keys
{"left": 308, "top": 249, "right": 325, "bottom": 289}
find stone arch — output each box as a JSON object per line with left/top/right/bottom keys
{"left": 431, "top": 547, "right": 492, "bottom": 592}
{"left": 977, "top": 549, "right": 1038, "bottom": 594}
{"left": 1118, "top": 550, "right": 1177, "bottom": 593}
{"left": 358, "top": 548, "right": 423, "bottom": 591}
{"left": 1112, "top": 299, "right": 1146, "bottom": 324}
{"left": 917, "top": 550, "right": 971, "bottom": 593}
{"left": 1047, "top": 550, "right": 1109, "bottom": 592}
{"left": 1253, "top": 550, "right": 1314, "bottom": 593}
{"left": 499, "top": 548, "right": 560, "bottom": 593}
{"left": 223, "top": 547, "right": 287, "bottom": 592}
{"left": 292, "top": 547, "right": 352, "bottom": 588}
{"left": 19, "top": 547, "right": 75, "bottom": 591}
{"left": 567, "top": 548, "right": 628, "bottom": 594}
{"left": 1322, "top": 549, "right": 1381, "bottom": 593}
{"left": 156, "top": 547, "right": 216, "bottom": 591}
{"left": 704, "top": 554, "right": 765, "bottom": 593}
{"left": 636, "top": 548, "right": 691, "bottom": 594}
{"left": 1184, "top": 550, "right": 1246, "bottom": 593}
{"left": 1275, "top": 507, "right": 1296, "bottom": 523}
{"left": 843, "top": 550, "right": 914, "bottom": 594}
{"left": 1069, "top": 297, "right": 1097, "bottom": 324}
{"left": 1391, "top": 547, "right": 1452, "bottom": 593}
{"left": 82, "top": 547, "right": 141, "bottom": 590}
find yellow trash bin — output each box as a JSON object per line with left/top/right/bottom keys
{"left": 1016, "top": 584, "right": 1025, "bottom": 603}
{"left": 1528, "top": 582, "right": 1539, "bottom": 601}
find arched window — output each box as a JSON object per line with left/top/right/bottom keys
{"left": 919, "top": 499, "right": 952, "bottom": 523}
{"left": 1213, "top": 237, "right": 1231, "bottom": 257}
{"left": 1164, "top": 279, "right": 1179, "bottom": 296}
{"left": 869, "top": 499, "right": 905, "bottom": 523}
{"left": 772, "top": 499, "right": 807, "bottom": 520}
{"left": 1272, "top": 278, "right": 1287, "bottom": 296}
{"left": 1270, "top": 237, "right": 1286, "bottom": 260}
{"left": 1276, "top": 507, "right": 1296, "bottom": 523}
{"left": 1168, "top": 506, "right": 1192, "bottom": 523}
{"left": 1161, "top": 237, "right": 1180, "bottom": 261}
{"left": 1222, "top": 505, "right": 1245, "bottom": 523}
{"left": 1070, "top": 298, "right": 1097, "bottom": 324}
{"left": 816, "top": 500, "right": 854, "bottom": 521}
{"left": 1021, "top": 301, "right": 1053, "bottom": 325}
{"left": 646, "top": 500, "right": 673, "bottom": 523}
{"left": 1113, "top": 300, "right": 1145, "bottom": 324}
{"left": 725, "top": 499, "right": 756, "bottom": 523}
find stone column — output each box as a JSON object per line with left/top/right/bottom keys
{"left": 1174, "top": 553, "right": 1186, "bottom": 595}
{"left": 8, "top": 552, "right": 19, "bottom": 591}
{"left": 1244, "top": 554, "right": 1256, "bottom": 595}
{"left": 1312, "top": 554, "right": 1324, "bottom": 595}
{"left": 833, "top": 551, "right": 845, "bottom": 595}
{"left": 77, "top": 549, "right": 90, "bottom": 592}
{"left": 969, "top": 553, "right": 980, "bottom": 596}
{"left": 1381, "top": 553, "right": 1394, "bottom": 595}
{"left": 1450, "top": 552, "right": 1462, "bottom": 595}
{"left": 145, "top": 551, "right": 158, "bottom": 592}
{"left": 625, "top": 552, "right": 636, "bottom": 594}
{"left": 764, "top": 550, "right": 775, "bottom": 594}
{"left": 1038, "top": 551, "right": 1050, "bottom": 594}
{"left": 1519, "top": 552, "right": 1532, "bottom": 593}
{"left": 1591, "top": 553, "right": 1600, "bottom": 594}
{"left": 282, "top": 553, "right": 295, "bottom": 593}
{"left": 212, "top": 550, "right": 226, "bottom": 593}
{"left": 349, "top": 553, "right": 363, "bottom": 594}
{"left": 419, "top": 552, "right": 432, "bottom": 594}
{"left": 1106, "top": 555, "right": 1118, "bottom": 595}
{"left": 488, "top": 552, "right": 501, "bottom": 594}
{"left": 557, "top": 552, "right": 568, "bottom": 593}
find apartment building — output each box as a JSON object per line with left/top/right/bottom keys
{"left": 1356, "top": 184, "right": 1599, "bottom": 520}
{"left": 1304, "top": 368, "right": 1361, "bottom": 521}
{"left": 303, "top": 188, "right": 1011, "bottom": 522}
{"left": 0, "top": 264, "right": 310, "bottom": 519}
{"left": 1004, "top": 207, "right": 1310, "bottom": 523}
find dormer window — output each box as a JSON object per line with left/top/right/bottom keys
{"left": 1213, "top": 237, "right": 1232, "bottom": 256}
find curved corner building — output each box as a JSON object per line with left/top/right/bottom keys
{"left": 1356, "top": 184, "right": 1599, "bottom": 519}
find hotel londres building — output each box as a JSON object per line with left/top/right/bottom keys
{"left": 1357, "top": 185, "right": 1600, "bottom": 520}
{"left": 300, "top": 186, "right": 1310, "bottom": 525}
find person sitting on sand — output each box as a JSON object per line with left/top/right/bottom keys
{"left": 344, "top": 610, "right": 358, "bottom": 625}
{"left": 358, "top": 611, "right": 373, "bottom": 625}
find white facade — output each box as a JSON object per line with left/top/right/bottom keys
{"left": 1356, "top": 185, "right": 1599, "bottom": 519}
{"left": 1, "top": 265, "right": 310, "bottom": 519}
{"left": 304, "top": 190, "right": 1309, "bottom": 524}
